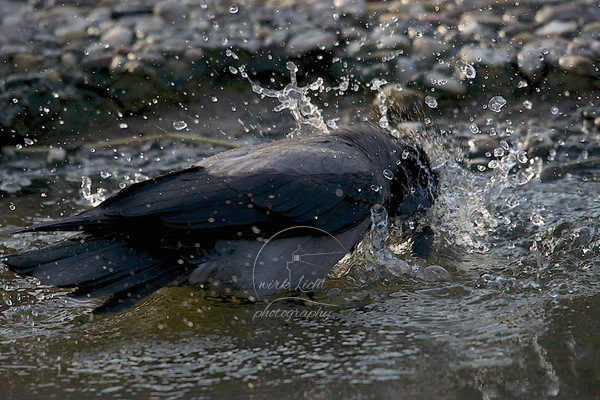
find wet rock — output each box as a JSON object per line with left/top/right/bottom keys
{"left": 522, "top": 129, "right": 554, "bottom": 158}
{"left": 567, "top": 39, "right": 600, "bottom": 59}
{"left": 100, "top": 26, "right": 133, "bottom": 49}
{"left": 183, "top": 48, "right": 204, "bottom": 62}
{"left": 12, "top": 53, "right": 39, "bottom": 73}
{"left": 0, "top": 45, "right": 30, "bottom": 62}
{"left": 82, "top": 44, "right": 113, "bottom": 69}
{"left": 54, "top": 18, "right": 90, "bottom": 43}
{"left": 458, "top": 44, "right": 512, "bottom": 70}
{"left": 412, "top": 36, "right": 448, "bottom": 60}
{"left": 540, "top": 164, "right": 566, "bottom": 182}
{"left": 558, "top": 56, "right": 597, "bottom": 76}
{"left": 373, "top": 33, "right": 410, "bottom": 51}
{"left": 517, "top": 39, "right": 569, "bottom": 82}
{"left": 535, "top": 21, "right": 579, "bottom": 37}
{"left": 395, "top": 57, "right": 417, "bottom": 83}
{"left": 113, "top": 1, "right": 155, "bottom": 19}
{"left": 421, "top": 70, "right": 466, "bottom": 96}
{"left": 153, "top": 0, "right": 188, "bottom": 24}
{"left": 286, "top": 30, "right": 337, "bottom": 56}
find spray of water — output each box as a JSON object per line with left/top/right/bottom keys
{"left": 241, "top": 62, "right": 335, "bottom": 137}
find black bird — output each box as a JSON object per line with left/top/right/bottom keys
{"left": 4, "top": 126, "right": 438, "bottom": 313}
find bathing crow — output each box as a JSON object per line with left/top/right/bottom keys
{"left": 4, "top": 126, "right": 438, "bottom": 313}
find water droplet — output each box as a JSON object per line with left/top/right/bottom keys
{"left": 488, "top": 95, "right": 507, "bottom": 113}
{"left": 100, "top": 171, "right": 112, "bottom": 179}
{"left": 517, "top": 80, "right": 528, "bottom": 88}
{"left": 469, "top": 123, "right": 480, "bottom": 134}
{"left": 517, "top": 151, "right": 528, "bottom": 164}
{"left": 23, "top": 138, "right": 34, "bottom": 146}
{"left": 493, "top": 148, "right": 504, "bottom": 157}
{"left": 457, "top": 60, "right": 476, "bottom": 79}
{"left": 383, "top": 169, "right": 394, "bottom": 180}
{"left": 523, "top": 100, "right": 533, "bottom": 110}
{"left": 550, "top": 106, "right": 559, "bottom": 115}
{"left": 229, "top": 4, "right": 238, "bottom": 13}
{"left": 229, "top": 66, "right": 238, "bottom": 74}
{"left": 173, "top": 121, "right": 188, "bottom": 131}
{"left": 200, "top": 0, "right": 208, "bottom": 9}
{"left": 402, "top": 149, "right": 410, "bottom": 159}
{"left": 119, "top": 123, "right": 128, "bottom": 129}
{"left": 425, "top": 95, "right": 438, "bottom": 109}
{"left": 370, "top": 184, "right": 381, "bottom": 192}
{"left": 9, "top": 202, "right": 16, "bottom": 211}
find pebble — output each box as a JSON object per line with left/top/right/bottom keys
{"left": 535, "top": 21, "right": 579, "bottom": 37}
{"left": 100, "top": 26, "right": 133, "bottom": 49}
{"left": 558, "top": 55, "right": 597, "bottom": 76}
{"left": 153, "top": 1, "right": 188, "bottom": 24}
{"left": 11, "top": 53, "right": 38, "bottom": 73}
{"left": 286, "top": 30, "right": 337, "bottom": 56}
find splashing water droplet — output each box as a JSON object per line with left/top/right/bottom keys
{"left": 383, "top": 169, "right": 394, "bottom": 180}
{"left": 9, "top": 202, "right": 16, "bottom": 211}
{"left": 550, "top": 106, "right": 559, "bottom": 115}
{"left": 229, "top": 4, "right": 238, "bottom": 13}
{"left": 523, "top": 100, "right": 533, "bottom": 110}
{"left": 402, "top": 149, "right": 410, "bottom": 159}
{"left": 457, "top": 60, "right": 476, "bottom": 79}
{"left": 248, "top": 61, "right": 328, "bottom": 136}
{"left": 100, "top": 171, "right": 112, "bottom": 179}
{"left": 173, "top": 121, "right": 188, "bottom": 131}
{"left": 23, "top": 138, "right": 34, "bottom": 146}
{"left": 488, "top": 96, "right": 507, "bottom": 113}
{"left": 371, "top": 184, "right": 381, "bottom": 192}
{"left": 119, "top": 123, "right": 128, "bottom": 129}
{"left": 425, "top": 95, "right": 438, "bottom": 109}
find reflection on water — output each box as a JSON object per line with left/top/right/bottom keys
{"left": 1, "top": 72, "right": 600, "bottom": 400}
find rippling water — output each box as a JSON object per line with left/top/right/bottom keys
{"left": 1, "top": 78, "right": 599, "bottom": 399}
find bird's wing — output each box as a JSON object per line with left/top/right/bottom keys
{"left": 24, "top": 140, "right": 388, "bottom": 236}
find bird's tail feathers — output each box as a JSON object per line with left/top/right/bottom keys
{"left": 4, "top": 234, "right": 188, "bottom": 314}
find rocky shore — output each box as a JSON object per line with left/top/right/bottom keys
{"left": 0, "top": 0, "right": 599, "bottom": 172}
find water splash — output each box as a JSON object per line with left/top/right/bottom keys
{"left": 245, "top": 62, "right": 329, "bottom": 137}
{"left": 81, "top": 176, "right": 107, "bottom": 207}
{"left": 457, "top": 60, "right": 476, "bottom": 79}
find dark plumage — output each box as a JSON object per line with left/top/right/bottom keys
{"left": 4, "top": 126, "right": 438, "bottom": 313}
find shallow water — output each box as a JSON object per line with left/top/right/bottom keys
{"left": 1, "top": 80, "right": 600, "bottom": 400}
